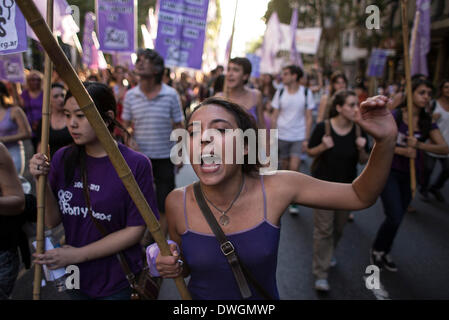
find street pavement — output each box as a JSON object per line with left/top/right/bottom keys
{"left": 10, "top": 158, "right": 449, "bottom": 300}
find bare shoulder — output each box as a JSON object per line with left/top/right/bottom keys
{"left": 165, "top": 187, "right": 185, "bottom": 213}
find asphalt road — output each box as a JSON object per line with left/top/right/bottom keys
{"left": 10, "top": 159, "right": 449, "bottom": 300}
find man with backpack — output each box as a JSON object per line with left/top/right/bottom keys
{"left": 271, "top": 65, "right": 314, "bottom": 215}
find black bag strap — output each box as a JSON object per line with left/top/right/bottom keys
{"left": 193, "top": 182, "right": 273, "bottom": 300}
{"left": 81, "top": 170, "right": 139, "bottom": 289}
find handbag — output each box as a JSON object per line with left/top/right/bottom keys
{"left": 193, "top": 182, "right": 273, "bottom": 300}
{"left": 82, "top": 171, "right": 161, "bottom": 300}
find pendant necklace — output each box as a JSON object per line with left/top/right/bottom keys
{"left": 201, "top": 175, "right": 245, "bottom": 226}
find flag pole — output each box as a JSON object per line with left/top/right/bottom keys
{"left": 400, "top": 0, "right": 417, "bottom": 197}
{"left": 16, "top": 0, "right": 192, "bottom": 300}
{"left": 33, "top": 0, "right": 53, "bottom": 300}
{"left": 224, "top": 0, "right": 239, "bottom": 98}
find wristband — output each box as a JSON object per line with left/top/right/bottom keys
{"left": 146, "top": 240, "right": 180, "bottom": 277}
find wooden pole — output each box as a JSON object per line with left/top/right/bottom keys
{"left": 33, "top": 0, "right": 53, "bottom": 301}
{"left": 16, "top": 0, "right": 191, "bottom": 300}
{"left": 224, "top": 0, "right": 239, "bottom": 98}
{"left": 400, "top": 0, "right": 417, "bottom": 197}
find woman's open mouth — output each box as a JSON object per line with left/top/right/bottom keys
{"left": 200, "top": 154, "right": 222, "bottom": 173}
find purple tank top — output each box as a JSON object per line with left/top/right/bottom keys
{"left": 21, "top": 90, "right": 43, "bottom": 128}
{"left": 181, "top": 176, "right": 281, "bottom": 300}
{"left": 0, "top": 108, "right": 18, "bottom": 147}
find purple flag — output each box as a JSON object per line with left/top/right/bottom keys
{"left": 0, "top": 53, "right": 25, "bottom": 83}
{"left": 367, "top": 48, "right": 388, "bottom": 78}
{"left": 155, "top": 0, "right": 209, "bottom": 70}
{"left": 260, "top": 12, "right": 283, "bottom": 74}
{"left": 0, "top": 1, "right": 27, "bottom": 55}
{"left": 82, "top": 12, "right": 97, "bottom": 69}
{"left": 289, "top": 7, "right": 303, "bottom": 68}
{"left": 27, "top": 0, "right": 79, "bottom": 45}
{"left": 97, "top": 0, "right": 136, "bottom": 53}
{"left": 410, "top": 0, "right": 430, "bottom": 76}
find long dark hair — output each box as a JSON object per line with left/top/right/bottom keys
{"left": 186, "top": 97, "right": 261, "bottom": 175}
{"left": 62, "top": 82, "right": 128, "bottom": 188}
{"left": 328, "top": 89, "right": 357, "bottom": 119}
{"left": 395, "top": 78, "right": 434, "bottom": 142}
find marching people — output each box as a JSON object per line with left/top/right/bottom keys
{"left": 316, "top": 71, "right": 348, "bottom": 123}
{"left": 0, "top": 142, "right": 26, "bottom": 300}
{"left": 271, "top": 65, "right": 314, "bottom": 215}
{"left": 29, "top": 82, "right": 159, "bottom": 300}
{"left": 420, "top": 79, "right": 449, "bottom": 202}
{"left": 122, "top": 49, "right": 184, "bottom": 237}
{"left": 36, "top": 83, "right": 73, "bottom": 158}
{"left": 19, "top": 71, "right": 44, "bottom": 151}
{"left": 370, "top": 78, "right": 449, "bottom": 272}
{"left": 152, "top": 94, "right": 397, "bottom": 299}
{"left": 216, "top": 57, "right": 266, "bottom": 130}
{"left": 307, "top": 90, "right": 370, "bottom": 291}
{"left": 0, "top": 82, "right": 32, "bottom": 175}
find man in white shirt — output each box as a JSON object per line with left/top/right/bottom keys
{"left": 271, "top": 65, "right": 314, "bottom": 214}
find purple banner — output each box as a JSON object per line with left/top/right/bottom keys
{"left": 0, "top": 1, "right": 27, "bottom": 55}
{"left": 155, "top": 0, "right": 209, "bottom": 70}
{"left": 97, "top": 0, "right": 136, "bottom": 53}
{"left": 0, "top": 53, "right": 25, "bottom": 83}
{"left": 367, "top": 49, "right": 388, "bottom": 78}
{"left": 411, "top": 0, "right": 430, "bottom": 76}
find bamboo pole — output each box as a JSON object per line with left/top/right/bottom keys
{"left": 400, "top": 0, "right": 417, "bottom": 197}
{"left": 33, "top": 0, "right": 53, "bottom": 301}
{"left": 16, "top": 0, "right": 191, "bottom": 300}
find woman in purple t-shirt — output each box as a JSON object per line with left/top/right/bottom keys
{"left": 370, "top": 78, "right": 449, "bottom": 272}
{"left": 153, "top": 95, "right": 398, "bottom": 300}
{"left": 29, "top": 82, "right": 159, "bottom": 300}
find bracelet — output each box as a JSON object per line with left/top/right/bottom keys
{"left": 146, "top": 240, "right": 180, "bottom": 277}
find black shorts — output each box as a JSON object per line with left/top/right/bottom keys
{"left": 149, "top": 158, "right": 175, "bottom": 213}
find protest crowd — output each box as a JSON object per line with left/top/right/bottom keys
{"left": 1, "top": 0, "right": 449, "bottom": 301}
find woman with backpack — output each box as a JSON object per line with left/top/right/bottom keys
{"left": 307, "top": 89, "right": 370, "bottom": 291}
{"left": 370, "top": 78, "right": 449, "bottom": 272}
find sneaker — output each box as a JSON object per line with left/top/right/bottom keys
{"left": 289, "top": 204, "right": 300, "bottom": 215}
{"left": 370, "top": 250, "right": 398, "bottom": 272}
{"left": 314, "top": 279, "right": 330, "bottom": 292}
{"left": 382, "top": 254, "right": 398, "bottom": 272}
{"left": 429, "top": 188, "right": 445, "bottom": 202}
{"left": 370, "top": 250, "right": 385, "bottom": 269}
{"left": 330, "top": 256, "right": 337, "bottom": 267}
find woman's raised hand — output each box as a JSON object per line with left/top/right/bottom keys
{"left": 355, "top": 95, "right": 397, "bottom": 143}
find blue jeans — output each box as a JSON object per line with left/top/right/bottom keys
{"left": 0, "top": 249, "right": 20, "bottom": 300}
{"left": 373, "top": 169, "right": 412, "bottom": 254}
{"left": 66, "top": 286, "right": 133, "bottom": 300}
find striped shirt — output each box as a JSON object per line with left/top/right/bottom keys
{"left": 122, "top": 84, "right": 184, "bottom": 159}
